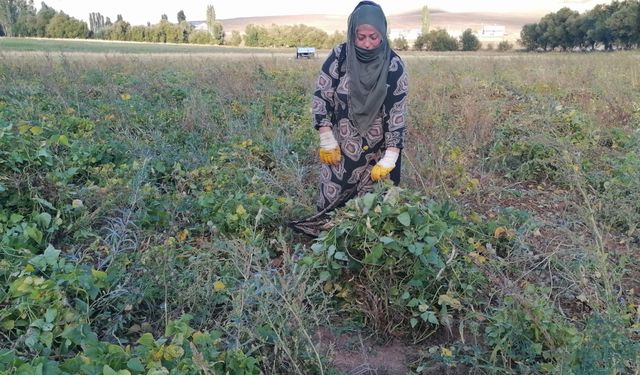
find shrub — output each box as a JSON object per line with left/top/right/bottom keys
{"left": 392, "top": 36, "right": 409, "bottom": 51}
{"left": 460, "top": 28, "right": 481, "bottom": 51}
{"left": 305, "top": 185, "right": 528, "bottom": 339}
{"left": 497, "top": 40, "right": 513, "bottom": 52}
{"left": 485, "top": 284, "right": 580, "bottom": 372}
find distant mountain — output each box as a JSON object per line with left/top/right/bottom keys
{"left": 215, "top": 8, "right": 544, "bottom": 40}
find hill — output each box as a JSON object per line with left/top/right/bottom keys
{"left": 217, "top": 8, "right": 544, "bottom": 41}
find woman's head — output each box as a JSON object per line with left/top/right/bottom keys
{"left": 348, "top": 1, "right": 387, "bottom": 51}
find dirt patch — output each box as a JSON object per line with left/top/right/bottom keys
{"left": 315, "top": 324, "right": 478, "bottom": 374}
{"left": 316, "top": 327, "right": 415, "bottom": 374}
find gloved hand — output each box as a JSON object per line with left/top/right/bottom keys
{"left": 371, "top": 149, "right": 399, "bottom": 181}
{"left": 318, "top": 129, "right": 341, "bottom": 165}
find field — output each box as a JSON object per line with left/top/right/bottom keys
{"left": 0, "top": 38, "right": 293, "bottom": 55}
{"left": 0, "top": 39, "right": 639, "bottom": 374}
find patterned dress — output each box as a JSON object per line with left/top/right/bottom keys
{"left": 313, "top": 43, "right": 408, "bottom": 211}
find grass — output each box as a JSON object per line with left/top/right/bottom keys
{"left": 0, "top": 37, "right": 297, "bottom": 55}
{"left": 0, "top": 41, "right": 638, "bottom": 374}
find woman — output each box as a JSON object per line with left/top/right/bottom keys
{"left": 314, "top": 0, "right": 408, "bottom": 211}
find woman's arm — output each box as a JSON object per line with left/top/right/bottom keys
{"left": 382, "top": 55, "right": 408, "bottom": 150}
{"left": 312, "top": 44, "right": 344, "bottom": 130}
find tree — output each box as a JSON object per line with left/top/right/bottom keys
{"left": 89, "top": 12, "right": 105, "bottom": 34}
{"left": 413, "top": 33, "right": 428, "bottom": 50}
{"left": 0, "top": 0, "right": 30, "bottom": 37}
{"left": 211, "top": 21, "right": 223, "bottom": 44}
{"left": 206, "top": 5, "right": 215, "bottom": 33}
{"left": 46, "top": 11, "right": 89, "bottom": 38}
{"left": 227, "top": 30, "right": 242, "bottom": 46}
{"left": 519, "top": 23, "right": 540, "bottom": 50}
{"left": 36, "top": 3, "right": 57, "bottom": 37}
{"left": 206, "top": 4, "right": 223, "bottom": 44}
{"left": 324, "top": 30, "right": 346, "bottom": 48}
{"left": 189, "top": 29, "right": 213, "bottom": 44}
{"left": 430, "top": 29, "right": 459, "bottom": 51}
{"left": 607, "top": 1, "right": 640, "bottom": 49}
{"left": 460, "top": 28, "right": 481, "bottom": 51}
{"left": 177, "top": 10, "right": 185, "bottom": 23}
{"left": 161, "top": 14, "right": 168, "bottom": 21}
{"left": 109, "top": 17, "right": 129, "bottom": 41}
{"left": 392, "top": 35, "right": 409, "bottom": 51}
{"left": 12, "top": 0, "right": 37, "bottom": 37}
{"left": 421, "top": 5, "right": 430, "bottom": 35}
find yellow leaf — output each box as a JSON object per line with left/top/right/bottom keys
{"left": 494, "top": 227, "right": 508, "bottom": 239}
{"left": 163, "top": 344, "right": 184, "bottom": 360}
{"left": 91, "top": 269, "right": 107, "bottom": 280}
{"left": 235, "top": 204, "right": 246, "bottom": 216}
{"left": 18, "top": 124, "right": 31, "bottom": 134}
{"left": 213, "top": 281, "right": 225, "bottom": 291}
{"left": 151, "top": 346, "right": 164, "bottom": 361}
{"left": 177, "top": 229, "right": 189, "bottom": 242}
{"left": 58, "top": 134, "right": 70, "bottom": 146}
{"left": 441, "top": 347, "right": 453, "bottom": 357}
{"left": 438, "top": 293, "right": 462, "bottom": 310}
{"left": 120, "top": 93, "right": 131, "bottom": 101}
{"left": 468, "top": 252, "right": 487, "bottom": 264}
{"left": 30, "top": 126, "right": 44, "bottom": 135}
{"left": 24, "top": 264, "right": 35, "bottom": 273}
{"left": 65, "top": 107, "right": 76, "bottom": 114}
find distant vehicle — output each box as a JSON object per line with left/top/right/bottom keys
{"left": 296, "top": 47, "right": 316, "bottom": 59}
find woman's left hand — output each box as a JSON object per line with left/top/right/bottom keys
{"left": 371, "top": 148, "right": 399, "bottom": 181}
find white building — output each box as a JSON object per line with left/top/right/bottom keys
{"left": 481, "top": 25, "right": 506, "bottom": 37}
{"left": 389, "top": 28, "right": 421, "bottom": 42}
{"left": 188, "top": 21, "right": 208, "bottom": 31}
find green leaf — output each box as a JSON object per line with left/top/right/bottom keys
{"left": 0, "top": 183, "right": 5, "bottom": 193}
{"left": 363, "top": 244, "right": 384, "bottom": 264}
{"left": 44, "top": 308, "right": 57, "bottom": 323}
{"left": 410, "top": 318, "right": 418, "bottom": 328}
{"left": 408, "top": 242, "right": 425, "bottom": 256}
{"left": 25, "top": 226, "right": 43, "bottom": 244}
{"left": 379, "top": 236, "right": 394, "bottom": 244}
{"left": 334, "top": 251, "right": 348, "bottom": 261}
{"left": 319, "top": 271, "right": 331, "bottom": 282}
{"left": 9, "top": 213, "right": 23, "bottom": 224}
{"left": 103, "top": 365, "right": 118, "bottom": 375}
{"left": 362, "top": 193, "right": 376, "bottom": 213}
{"left": 397, "top": 212, "right": 411, "bottom": 227}
{"left": 327, "top": 245, "right": 336, "bottom": 257}
{"left": 43, "top": 245, "right": 61, "bottom": 266}
{"left": 127, "top": 358, "right": 145, "bottom": 372}
{"left": 1, "top": 320, "right": 15, "bottom": 330}
{"left": 36, "top": 212, "right": 52, "bottom": 228}
{"left": 137, "top": 333, "right": 155, "bottom": 348}
{"left": 34, "top": 197, "right": 56, "bottom": 210}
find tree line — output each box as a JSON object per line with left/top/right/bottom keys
{"left": 520, "top": 0, "right": 640, "bottom": 51}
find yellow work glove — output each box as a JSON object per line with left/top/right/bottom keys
{"left": 371, "top": 149, "right": 399, "bottom": 181}
{"left": 318, "top": 129, "right": 341, "bottom": 165}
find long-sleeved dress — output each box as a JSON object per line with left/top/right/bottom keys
{"left": 312, "top": 42, "right": 408, "bottom": 211}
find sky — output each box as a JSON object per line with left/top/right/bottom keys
{"left": 41, "top": 0, "right": 610, "bottom": 26}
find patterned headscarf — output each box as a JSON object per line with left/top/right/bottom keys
{"left": 347, "top": 1, "right": 391, "bottom": 135}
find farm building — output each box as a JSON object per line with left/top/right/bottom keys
{"left": 481, "top": 25, "right": 506, "bottom": 37}
{"left": 389, "top": 28, "right": 421, "bottom": 42}
{"left": 188, "top": 21, "right": 208, "bottom": 31}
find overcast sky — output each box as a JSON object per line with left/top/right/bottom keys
{"left": 42, "top": 0, "right": 610, "bottom": 26}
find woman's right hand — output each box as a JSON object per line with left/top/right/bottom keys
{"left": 318, "top": 127, "right": 341, "bottom": 165}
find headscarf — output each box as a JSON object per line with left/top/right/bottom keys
{"left": 347, "top": 1, "right": 391, "bottom": 135}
